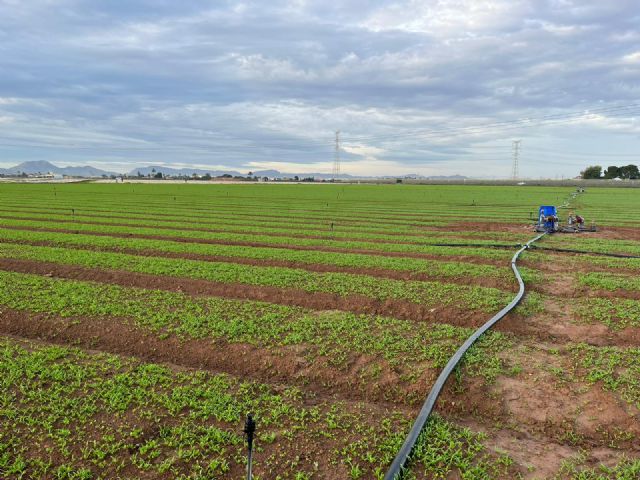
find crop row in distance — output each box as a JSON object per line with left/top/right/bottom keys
{"left": 0, "top": 270, "right": 515, "bottom": 388}
{"left": 0, "top": 337, "right": 519, "bottom": 480}
{"left": 0, "top": 183, "right": 580, "bottom": 219}
{"left": 3, "top": 192, "right": 553, "bottom": 237}
{"left": 0, "top": 210, "right": 526, "bottom": 249}
{"left": 0, "top": 203, "right": 447, "bottom": 234}
{"left": 0, "top": 218, "right": 515, "bottom": 260}
{"left": 0, "top": 199, "right": 455, "bottom": 229}
{"left": 6, "top": 181, "right": 635, "bottom": 232}
{"left": 0, "top": 203, "right": 533, "bottom": 241}
{"left": 0, "top": 243, "right": 543, "bottom": 314}
{"left": 0, "top": 227, "right": 526, "bottom": 281}
{"left": 0, "top": 210, "right": 468, "bottom": 245}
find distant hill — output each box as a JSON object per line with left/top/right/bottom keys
{"left": 426, "top": 175, "right": 468, "bottom": 180}
{"left": 0, "top": 160, "right": 466, "bottom": 181}
{"left": 0, "top": 161, "right": 118, "bottom": 177}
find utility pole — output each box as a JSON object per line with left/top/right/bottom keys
{"left": 511, "top": 140, "right": 521, "bottom": 180}
{"left": 332, "top": 130, "right": 341, "bottom": 181}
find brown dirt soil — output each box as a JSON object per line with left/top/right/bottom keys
{"left": 493, "top": 356, "right": 640, "bottom": 452}
{"left": 589, "top": 225, "right": 640, "bottom": 241}
{"left": 458, "top": 416, "right": 634, "bottom": 480}
{"left": 530, "top": 310, "right": 640, "bottom": 347}
{"left": 0, "top": 257, "right": 492, "bottom": 327}
{"left": 1, "top": 224, "right": 508, "bottom": 266}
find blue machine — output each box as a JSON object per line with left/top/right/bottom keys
{"left": 534, "top": 205, "right": 597, "bottom": 233}
{"left": 537, "top": 205, "right": 558, "bottom": 232}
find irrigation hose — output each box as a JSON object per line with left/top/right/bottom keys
{"left": 529, "top": 245, "right": 640, "bottom": 259}
{"left": 429, "top": 243, "right": 520, "bottom": 249}
{"left": 383, "top": 232, "right": 547, "bottom": 480}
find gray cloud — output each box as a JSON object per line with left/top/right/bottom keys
{"left": 0, "top": 0, "right": 638, "bottom": 177}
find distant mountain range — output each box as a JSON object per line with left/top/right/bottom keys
{"left": 0, "top": 160, "right": 467, "bottom": 180}
{"left": 0, "top": 161, "right": 118, "bottom": 177}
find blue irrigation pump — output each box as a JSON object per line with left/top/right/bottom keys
{"left": 536, "top": 205, "right": 558, "bottom": 232}
{"left": 243, "top": 414, "right": 256, "bottom": 480}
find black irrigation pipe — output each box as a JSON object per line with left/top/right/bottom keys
{"left": 383, "top": 232, "right": 547, "bottom": 480}
{"left": 529, "top": 245, "right": 640, "bottom": 260}
{"left": 429, "top": 243, "right": 521, "bottom": 249}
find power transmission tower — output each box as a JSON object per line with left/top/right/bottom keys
{"left": 511, "top": 140, "right": 521, "bottom": 180}
{"left": 332, "top": 130, "right": 341, "bottom": 180}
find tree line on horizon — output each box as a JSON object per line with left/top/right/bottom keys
{"left": 581, "top": 164, "right": 639, "bottom": 179}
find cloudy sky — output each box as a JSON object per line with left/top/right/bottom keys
{"left": 0, "top": 1, "right": 639, "bottom": 177}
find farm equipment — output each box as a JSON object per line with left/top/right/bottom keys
{"left": 534, "top": 205, "right": 596, "bottom": 233}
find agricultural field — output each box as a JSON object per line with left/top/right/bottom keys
{"left": 0, "top": 182, "right": 638, "bottom": 479}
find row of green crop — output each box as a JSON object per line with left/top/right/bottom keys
{"left": 3, "top": 193, "right": 544, "bottom": 229}
{"left": 0, "top": 194, "right": 455, "bottom": 226}
{"left": 0, "top": 270, "right": 513, "bottom": 382}
{"left": 0, "top": 227, "right": 520, "bottom": 282}
{"left": 0, "top": 217, "right": 514, "bottom": 260}
{"left": 0, "top": 210, "right": 524, "bottom": 247}
{"left": 0, "top": 203, "right": 430, "bottom": 234}
{"left": 0, "top": 207, "right": 427, "bottom": 239}
{"left": 0, "top": 337, "right": 517, "bottom": 479}
{"left": 0, "top": 242, "right": 523, "bottom": 313}
{"left": 0, "top": 183, "right": 573, "bottom": 220}
{"left": 0, "top": 203, "right": 531, "bottom": 243}
{"left": 0, "top": 184, "right": 596, "bottom": 234}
